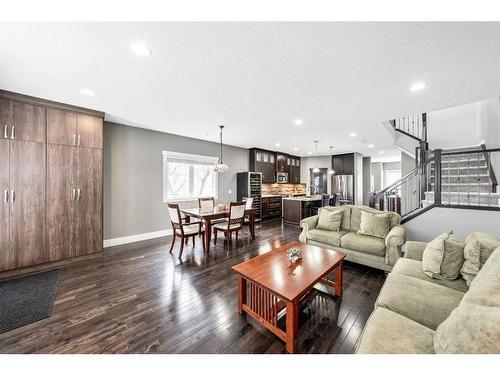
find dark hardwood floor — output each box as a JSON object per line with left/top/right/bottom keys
{"left": 0, "top": 219, "right": 385, "bottom": 354}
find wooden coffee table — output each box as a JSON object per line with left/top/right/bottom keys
{"left": 232, "top": 241, "right": 345, "bottom": 353}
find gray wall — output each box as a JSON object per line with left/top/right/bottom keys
{"left": 401, "top": 151, "right": 415, "bottom": 177}
{"left": 104, "top": 122, "right": 248, "bottom": 240}
{"left": 362, "top": 157, "right": 371, "bottom": 205}
{"left": 371, "top": 162, "right": 382, "bottom": 191}
{"left": 300, "top": 155, "right": 332, "bottom": 193}
{"left": 405, "top": 207, "right": 500, "bottom": 241}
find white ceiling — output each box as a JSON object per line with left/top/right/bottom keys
{"left": 1, "top": 22, "right": 500, "bottom": 162}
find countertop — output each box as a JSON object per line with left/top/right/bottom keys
{"left": 282, "top": 195, "right": 322, "bottom": 202}
{"left": 261, "top": 194, "right": 307, "bottom": 198}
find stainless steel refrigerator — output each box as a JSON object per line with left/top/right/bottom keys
{"left": 331, "top": 174, "right": 354, "bottom": 205}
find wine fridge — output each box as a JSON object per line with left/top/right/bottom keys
{"left": 236, "top": 172, "right": 262, "bottom": 221}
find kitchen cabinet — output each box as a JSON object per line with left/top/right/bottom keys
{"left": 276, "top": 153, "right": 287, "bottom": 173}
{"left": 262, "top": 196, "right": 282, "bottom": 219}
{"left": 47, "top": 109, "right": 103, "bottom": 149}
{"left": 249, "top": 148, "right": 276, "bottom": 183}
{"left": 290, "top": 156, "right": 301, "bottom": 183}
{"left": 332, "top": 153, "right": 355, "bottom": 174}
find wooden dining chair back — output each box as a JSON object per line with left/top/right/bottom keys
{"left": 198, "top": 197, "right": 215, "bottom": 211}
{"left": 167, "top": 203, "right": 204, "bottom": 259}
{"left": 212, "top": 201, "right": 247, "bottom": 249}
{"left": 242, "top": 197, "right": 254, "bottom": 209}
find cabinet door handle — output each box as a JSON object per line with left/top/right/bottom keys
{"left": 10, "top": 126, "right": 15, "bottom": 139}
{"left": 77, "top": 134, "right": 81, "bottom": 146}
{"left": 11, "top": 190, "right": 15, "bottom": 203}
{"left": 3, "top": 189, "right": 8, "bottom": 203}
{"left": 77, "top": 188, "right": 81, "bottom": 200}
{"left": 3, "top": 125, "right": 7, "bottom": 139}
{"left": 73, "top": 134, "right": 76, "bottom": 146}
{"left": 72, "top": 188, "right": 76, "bottom": 201}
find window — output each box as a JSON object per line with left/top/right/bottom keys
{"left": 163, "top": 151, "right": 219, "bottom": 202}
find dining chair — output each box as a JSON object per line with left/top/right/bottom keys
{"left": 198, "top": 197, "right": 227, "bottom": 224}
{"left": 212, "top": 201, "right": 246, "bottom": 249}
{"left": 168, "top": 203, "right": 205, "bottom": 259}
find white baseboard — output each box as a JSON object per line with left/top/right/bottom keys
{"left": 103, "top": 229, "right": 173, "bottom": 248}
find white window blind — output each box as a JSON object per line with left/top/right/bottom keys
{"left": 162, "top": 151, "right": 219, "bottom": 202}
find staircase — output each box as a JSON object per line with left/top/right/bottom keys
{"left": 374, "top": 113, "right": 500, "bottom": 222}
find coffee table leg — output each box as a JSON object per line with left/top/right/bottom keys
{"left": 238, "top": 275, "right": 247, "bottom": 315}
{"left": 285, "top": 300, "right": 298, "bottom": 354}
{"left": 249, "top": 212, "right": 255, "bottom": 240}
{"left": 335, "top": 259, "right": 343, "bottom": 297}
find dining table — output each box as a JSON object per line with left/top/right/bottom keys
{"left": 179, "top": 205, "right": 256, "bottom": 254}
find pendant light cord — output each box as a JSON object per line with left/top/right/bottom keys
{"left": 219, "top": 125, "right": 224, "bottom": 163}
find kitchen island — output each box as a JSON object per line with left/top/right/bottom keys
{"left": 282, "top": 196, "right": 322, "bottom": 225}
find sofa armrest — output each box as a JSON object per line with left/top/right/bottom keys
{"left": 384, "top": 225, "right": 406, "bottom": 266}
{"left": 298, "top": 215, "right": 319, "bottom": 243}
{"left": 403, "top": 241, "right": 428, "bottom": 261}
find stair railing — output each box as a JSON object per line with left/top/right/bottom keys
{"left": 370, "top": 158, "right": 434, "bottom": 221}
{"left": 391, "top": 113, "right": 427, "bottom": 143}
{"left": 435, "top": 148, "right": 500, "bottom": 208}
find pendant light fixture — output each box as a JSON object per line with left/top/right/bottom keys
{"left": 328, "top": 146, "right": 336, "bottom": 175}
{"left": 214, "top": 125, "right": 229, "bottom": 173}
{"left": 312, "top": 141, "right": 320, "bottom": 173}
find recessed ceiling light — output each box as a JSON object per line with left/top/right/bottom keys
{"left": 275, "top": 142, "right": 281, "bottom": 147}
{"left": 130, "top": 42, "right": 152, "bottom": 56}
{"left": 307, "top": 151, "right": 312, "bottom": 155}
{"left": 349, "top": 132, "right": 357, "bottom": 137}
{"left": 293, "top": 147, "right": 299, "bottom": 152}
{"left": 294, "top": 118, "right": 303, "bottom": 126}
{"left": 378, "top": 150, "right": 385, "bottom": 154}
{"left": 368, "top": 144, "right": 374, "bottom": 148}
{"left": 80, "top": 88, "right": 96, "bottom": 97}
{"left": 410, "top": 82, "right": 426, "bottom": 92}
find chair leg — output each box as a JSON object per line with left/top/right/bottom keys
{"left": 179, "top": 236, "right": 185, "bottom": 259}
{"left": 202, "top": 232, "right": 205, "bottom": 249}
{"left": 213, "top": 229, "right": 217, "bottom": 245}
{"left": 169, "top": 234, "right": 176, "bottom": 253}
{"left": 185, "top": 237, "right": 189, "bottom": 245}
{"left": 228, "top": 231, "right": 232, "bottom": 250}
{"left": 192, "top": 235, "right": 195, "bottom": 247}
{"left": 198, "top": 222, "right": 202, "bottom": 237}
{"left": 235, "top": 230, "right": 239, "bottom": 245}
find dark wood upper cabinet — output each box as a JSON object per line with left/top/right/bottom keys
{"left": 250, "top": 148, "right": 301, "bottom": 184}
{"left": 47, "top": 108, "right": 77, "bottom": 146}
{"left": 0, "top": 99, "right": 12, "bottom": 139}
{"left": 290, "top": 156, "right": 301, "bottom": 183}
{"left": 46, "top": 144, "right": 78, "bottom": 262}
{"left": 0, "top": 140, "right": 9, "bottom": 271}
{"left": 77, "top": 114, "right": 103, "bottom": 149}
{"left": 332, "top": 153, "right": 355, "bottom": 174}
{"left": 276, "top": 153, "right": 287, "bottom": 173}
{"left": 9, "top": 140, "right": 46, "bottom": 269}
{"left": 11, "top": 101, "right": 46, "bottom": 143}
{"left": 76, "top": 147, "right": 103, "bottom": 256}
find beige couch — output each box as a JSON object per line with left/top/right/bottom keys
{"left": 299, "top": 205, "right": 405, "bottom": 271}
{"left": 356, "top": 233, "right": 500, "bottom": 354}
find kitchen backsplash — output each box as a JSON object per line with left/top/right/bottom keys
{"left": 262, "top": 183, "right": 307, "bottom": 196}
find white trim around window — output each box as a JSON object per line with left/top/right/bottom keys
{"left": 162, "top": 151, "right": 219, "bottom": 202}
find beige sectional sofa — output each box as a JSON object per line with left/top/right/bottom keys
{"left": 356, "top": 233, "right": 500, "bottom": 354}
{"left": 299, "top": 205, "right": 405, "bottom": 271}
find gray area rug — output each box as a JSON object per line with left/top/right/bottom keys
{"left": 0, "top": 269, "right": 61, "bottom": 334}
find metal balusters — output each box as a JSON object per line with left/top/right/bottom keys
{"left": 477, "top": 154, "right": 481, "bottom": 206}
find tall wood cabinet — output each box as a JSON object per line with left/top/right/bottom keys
{"left": 0, "top": 90, "right": 104, "bottom": 273}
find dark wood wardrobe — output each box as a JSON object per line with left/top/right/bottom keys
{"left": 0, "top": 90, "right": 104, "bottom": 273}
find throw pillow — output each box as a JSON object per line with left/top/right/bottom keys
{"left": 460, "top": 232, "right": 500, "bottom": 286}
{"left": 422, "top": 231, "right": 465, "bottom": 280}
{"left": 316, "top": 209, "right": 343, "bottom": 231}
{"left": 460, "top": 237, "right": 481, "bottom": 286}
{"left": 357, "top": 210, "right": 391, "bottom": 239}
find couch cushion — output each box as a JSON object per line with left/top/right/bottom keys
{"left": 434, "top": 302, "right": 500, "bottom": 353}
{"left": 306, "top": 229, "right": 348, "bottom": 247}
{"left": 357, "top": 210, "right": 392, "bottom": 239}
{"left": 340, "top": 232, "right": 386, "bottom": 257}
{"left": 316, "top": 209, "right": 343, "bottom": 231}
{"left": 465, "top": 232, "right": 500, "bottom": 265}
{"left": 392, "top": 258, "right": 469, "bottom": 292}
{"left": 350, "top": 205, "right": 400, "bottom": 232}
{"left": 376, "top": 273, "right": 465, "bottom": 330}
{"left": 422, "top": 232, "right": 465, "bottom": 280}
{"left": 320, "top": 206, "right": 351, "bottom": 231}
{"left": 434, "top": 247, "right": 500, "bottom": 353}
{"left": 356, "top": 307, "right": 435, "bottom": 354}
